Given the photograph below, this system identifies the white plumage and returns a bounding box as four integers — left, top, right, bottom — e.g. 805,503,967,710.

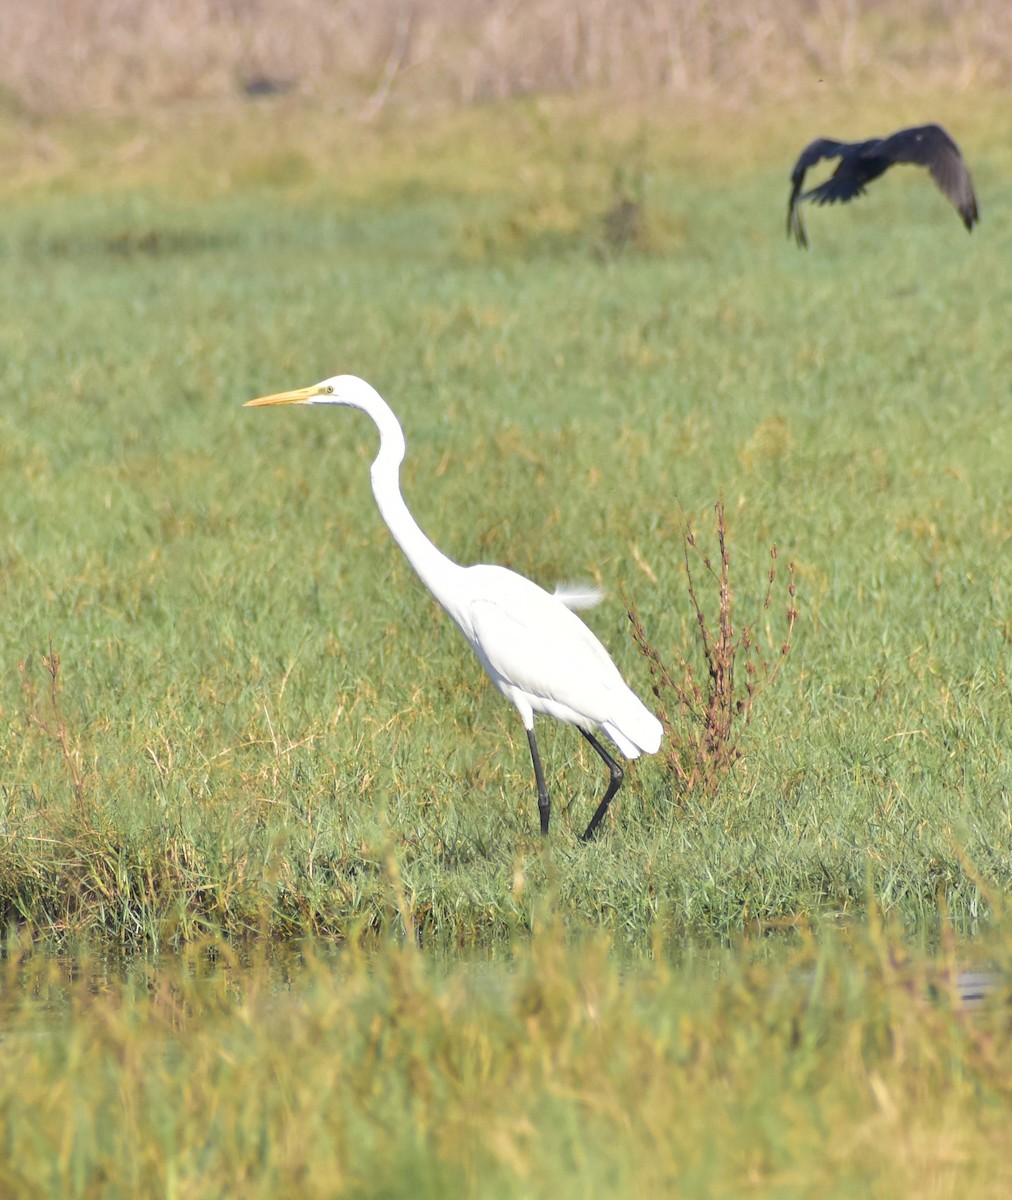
246,374,662,839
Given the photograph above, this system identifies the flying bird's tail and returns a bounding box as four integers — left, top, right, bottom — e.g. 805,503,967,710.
787,198,808,248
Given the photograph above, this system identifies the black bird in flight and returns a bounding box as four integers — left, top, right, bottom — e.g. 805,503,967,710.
787,123,979,248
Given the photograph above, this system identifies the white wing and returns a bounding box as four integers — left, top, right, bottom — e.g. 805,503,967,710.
458,567,661,756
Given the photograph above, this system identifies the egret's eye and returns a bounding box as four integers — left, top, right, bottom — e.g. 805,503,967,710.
323,385,334,394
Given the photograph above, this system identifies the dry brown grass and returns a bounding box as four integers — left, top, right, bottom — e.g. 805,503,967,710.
1,0,1010,117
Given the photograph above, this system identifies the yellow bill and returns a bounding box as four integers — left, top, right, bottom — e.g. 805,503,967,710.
244,384,325,408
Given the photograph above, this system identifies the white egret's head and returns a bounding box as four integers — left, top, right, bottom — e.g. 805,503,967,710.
244,374,375,409
244,373,405,465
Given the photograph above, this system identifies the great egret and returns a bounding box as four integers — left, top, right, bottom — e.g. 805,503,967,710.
787,123,979,248
245,375,663,840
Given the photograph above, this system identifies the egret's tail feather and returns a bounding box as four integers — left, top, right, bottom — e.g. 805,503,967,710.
602,699,663,759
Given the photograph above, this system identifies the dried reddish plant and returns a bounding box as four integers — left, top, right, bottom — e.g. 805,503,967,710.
629,500,797,799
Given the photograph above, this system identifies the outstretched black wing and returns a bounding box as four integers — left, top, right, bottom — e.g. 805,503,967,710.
786,138,852,248
875,124,979,231
788,123,979,248
801,140,887,207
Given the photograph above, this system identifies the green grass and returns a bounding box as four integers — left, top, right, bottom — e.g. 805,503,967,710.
0,95,1009,948
0,89,1010,1200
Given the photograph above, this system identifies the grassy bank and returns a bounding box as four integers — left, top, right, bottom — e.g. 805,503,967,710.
0,93,1009,947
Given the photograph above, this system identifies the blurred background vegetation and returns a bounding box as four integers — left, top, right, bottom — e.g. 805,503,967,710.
1,0,1010,117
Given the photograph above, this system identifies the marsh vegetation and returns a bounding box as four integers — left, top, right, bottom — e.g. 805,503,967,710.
0,7,1009,1192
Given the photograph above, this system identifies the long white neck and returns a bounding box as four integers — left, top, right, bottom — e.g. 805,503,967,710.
346,388,465,609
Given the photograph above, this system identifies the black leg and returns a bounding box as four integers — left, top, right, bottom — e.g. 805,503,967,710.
579,728,624,841
526,726,551,835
